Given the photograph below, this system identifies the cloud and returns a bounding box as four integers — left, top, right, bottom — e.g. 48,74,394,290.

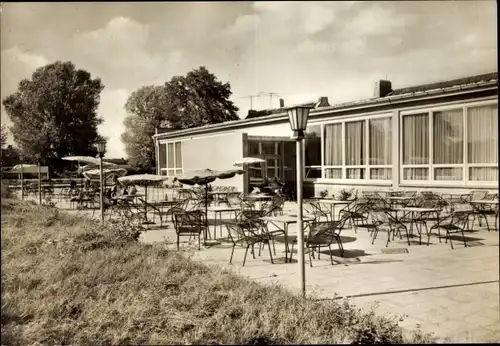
72,16,183,89
97,88,130,158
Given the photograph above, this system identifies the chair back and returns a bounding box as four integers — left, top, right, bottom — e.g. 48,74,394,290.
226,221,253,245
471,190,487,201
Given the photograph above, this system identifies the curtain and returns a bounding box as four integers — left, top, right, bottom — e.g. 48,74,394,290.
468,104,498,181
369,118,392,165
345,121,365,165
403,114,429,180
167,143,174,174
433,109,463,181
324,124,342,166
159,144,167,169
175,142,183,175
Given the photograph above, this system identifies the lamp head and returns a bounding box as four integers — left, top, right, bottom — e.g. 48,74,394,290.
96,139,106,158
286,105,313,139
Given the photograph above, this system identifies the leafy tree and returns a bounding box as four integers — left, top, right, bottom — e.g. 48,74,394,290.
1,125,7,150
121,85,168,169
122,66,239,169
2,61,105,169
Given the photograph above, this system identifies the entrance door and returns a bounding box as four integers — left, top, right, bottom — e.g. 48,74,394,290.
265,155,281,179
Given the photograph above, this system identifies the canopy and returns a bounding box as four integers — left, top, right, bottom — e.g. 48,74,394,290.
175,168,245,186
62,156,104,165
118,174,169,186
174,168,245,233
233,157,265,167
82,168,128,180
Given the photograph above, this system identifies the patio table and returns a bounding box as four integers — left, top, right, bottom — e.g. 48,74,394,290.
318,200,351,221
393,207,441,244
387,196,416,208
172,187,192,200
207,206,241,239
259,214,315,263
208,191,231,206
246,194,273,209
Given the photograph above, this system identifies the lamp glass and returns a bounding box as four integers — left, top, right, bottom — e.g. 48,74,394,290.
96,140,106,154
287,106,311,131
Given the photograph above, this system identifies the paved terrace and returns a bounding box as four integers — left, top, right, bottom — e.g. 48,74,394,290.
20,192,500,343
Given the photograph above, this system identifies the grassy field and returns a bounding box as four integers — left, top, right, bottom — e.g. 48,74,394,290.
1,197,436,345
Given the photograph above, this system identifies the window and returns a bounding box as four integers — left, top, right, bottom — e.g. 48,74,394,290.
345,120,365,179
468,104,498,182
369,118,392,180
324,123,342,179
433,109,463,181
401,101,498,185
159,141,182,176
305,125,321,179
402,113,429,180
322,116,392,181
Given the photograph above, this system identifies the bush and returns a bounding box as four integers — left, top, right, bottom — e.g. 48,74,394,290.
1,199,436,345
1,182,13,198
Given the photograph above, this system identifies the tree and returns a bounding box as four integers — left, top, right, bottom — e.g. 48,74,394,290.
2,61,105,169
1,125,7,150
122,66,239,169
121,85,168,169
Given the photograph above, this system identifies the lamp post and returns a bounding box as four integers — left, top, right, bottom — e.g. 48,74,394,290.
286,105,313,297
19,154,24,201
96,139,106,223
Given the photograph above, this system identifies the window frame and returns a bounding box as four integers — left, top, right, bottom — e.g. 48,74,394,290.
159,140,183,177
399,100,498,187
318,113,393,184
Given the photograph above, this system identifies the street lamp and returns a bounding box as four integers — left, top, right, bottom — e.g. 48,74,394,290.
286,105,313,297
19,154,24,201
96,139,106,223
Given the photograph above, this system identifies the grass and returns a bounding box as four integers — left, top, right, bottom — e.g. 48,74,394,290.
1,198,437,345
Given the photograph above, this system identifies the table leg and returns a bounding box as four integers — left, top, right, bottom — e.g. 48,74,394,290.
284,223,289,263
213,211,217,240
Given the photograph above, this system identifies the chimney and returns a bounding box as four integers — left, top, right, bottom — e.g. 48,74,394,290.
279,98,285,108
316,96,330,108
374,80,392,98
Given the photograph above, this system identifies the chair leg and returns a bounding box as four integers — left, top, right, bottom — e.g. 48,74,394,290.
308,246,313,267
251,244,256,259
371,229,378,245
328,245,334,265
229,245,235,264
242,246,249,267
177,234,180,251
289,240,295,262
198,233,201,250
448,231,454,249
267,241,274,264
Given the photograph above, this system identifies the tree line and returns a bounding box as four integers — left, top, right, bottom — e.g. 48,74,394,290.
1,61,239,173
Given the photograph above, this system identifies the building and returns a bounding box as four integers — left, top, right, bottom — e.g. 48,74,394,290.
153,72,498,197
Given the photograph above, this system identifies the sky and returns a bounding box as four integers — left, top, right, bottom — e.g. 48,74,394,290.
1,1,497,158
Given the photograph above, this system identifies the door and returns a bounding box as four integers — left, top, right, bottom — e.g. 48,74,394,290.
265,155,281,179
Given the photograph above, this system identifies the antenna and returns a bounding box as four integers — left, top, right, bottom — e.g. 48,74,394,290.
259,91,281,108
242,94,260,110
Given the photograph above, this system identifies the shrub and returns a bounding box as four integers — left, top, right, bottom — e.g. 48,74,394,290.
1,182,13,198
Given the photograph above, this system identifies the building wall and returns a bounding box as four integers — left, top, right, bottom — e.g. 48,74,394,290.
161,132,245,191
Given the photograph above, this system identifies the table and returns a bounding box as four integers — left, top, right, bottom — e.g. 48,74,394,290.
259,214,315,263
393,207,441,244
387,196,416,208
318,200,351,220
246,194,273,209
115,194,152,224
207,206,241,239
208,191,231,206
172,188,192,200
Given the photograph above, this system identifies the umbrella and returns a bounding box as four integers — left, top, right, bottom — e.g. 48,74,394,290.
118,174,169,224
62,156,117,187
174,168,245,236
233,157,265,167
82,167,128,181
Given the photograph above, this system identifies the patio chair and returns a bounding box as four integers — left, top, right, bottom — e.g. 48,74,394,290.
469,200,497,232
385,211,412,246
365,211,396,247
293,213,350,266
225,221,274,266
309,201,332,222
173,210,206,250
226,192,242,207
342,198,371,233
429,210,473,249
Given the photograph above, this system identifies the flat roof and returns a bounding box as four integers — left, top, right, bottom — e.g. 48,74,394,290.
154,72,498,140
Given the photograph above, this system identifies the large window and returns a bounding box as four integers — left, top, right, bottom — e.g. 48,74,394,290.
305,125,321,179
468,104,498,181
322,115,392,181
401,101,498,185
159,141,182,176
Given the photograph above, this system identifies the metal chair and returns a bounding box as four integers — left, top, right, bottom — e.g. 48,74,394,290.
225,221,274,266
429,210,473,249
